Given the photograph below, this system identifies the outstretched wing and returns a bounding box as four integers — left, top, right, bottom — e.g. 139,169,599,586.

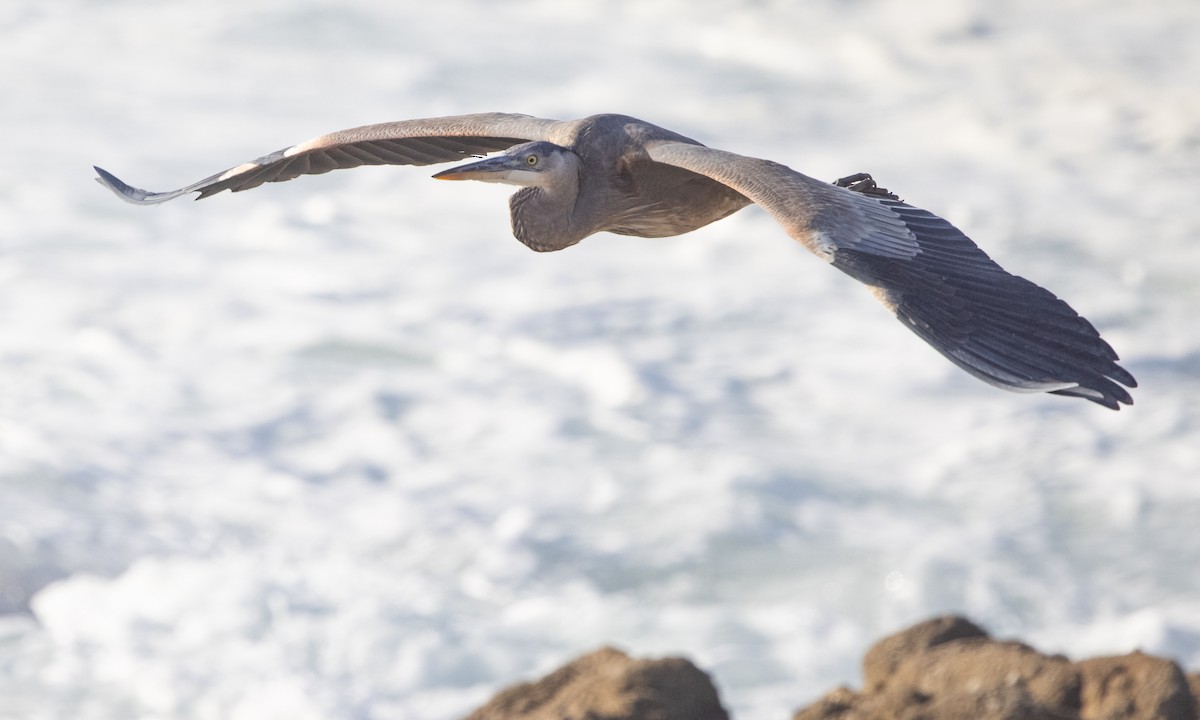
646,141,1136,409
94,113,561,205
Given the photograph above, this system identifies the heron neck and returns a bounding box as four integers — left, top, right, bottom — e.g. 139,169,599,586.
508,170,583,253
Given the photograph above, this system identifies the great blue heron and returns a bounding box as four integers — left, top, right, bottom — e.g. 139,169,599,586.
94,113,1136,409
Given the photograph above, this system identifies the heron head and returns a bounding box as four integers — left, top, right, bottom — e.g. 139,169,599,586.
432,141,571,188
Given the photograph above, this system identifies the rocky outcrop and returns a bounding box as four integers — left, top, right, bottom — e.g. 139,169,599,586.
796,615,1198,720
464,616,1199,720
464,645,729,720
1076,652,1197,720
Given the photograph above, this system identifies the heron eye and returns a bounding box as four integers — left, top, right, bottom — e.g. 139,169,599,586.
526,154,538,166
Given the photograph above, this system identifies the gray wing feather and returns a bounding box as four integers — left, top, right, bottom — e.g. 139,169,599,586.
94,113,560,205
646,142,921,260
646,141,1135,409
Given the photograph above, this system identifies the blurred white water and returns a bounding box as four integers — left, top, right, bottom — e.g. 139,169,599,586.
2,1,1199,718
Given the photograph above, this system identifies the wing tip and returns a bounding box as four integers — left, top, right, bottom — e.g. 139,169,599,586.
93,165,192,205
893,310,1138,410
1050,377,1135,410
94,165,131,197
973,355,1137,411
94,165,150,204
994,363,1136,411
976,366,1135,411
1053,356,1137,410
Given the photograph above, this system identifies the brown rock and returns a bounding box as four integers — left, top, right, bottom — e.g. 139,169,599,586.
463,646,729,720
890,638,1081,711
1077,651,1197,720
792,685,867,720
797,614,1080,720
861,615,988,694
911,687,1069,720
800,615,1200,720
793,684,1064,720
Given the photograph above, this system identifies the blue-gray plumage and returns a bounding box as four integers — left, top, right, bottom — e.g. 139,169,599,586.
93,113,1136,409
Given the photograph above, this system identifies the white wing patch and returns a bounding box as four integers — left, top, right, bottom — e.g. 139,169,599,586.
809,231,838,262
218,162,263,181
283,139,322,158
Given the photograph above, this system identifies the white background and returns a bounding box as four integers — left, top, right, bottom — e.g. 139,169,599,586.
2,1,1198,718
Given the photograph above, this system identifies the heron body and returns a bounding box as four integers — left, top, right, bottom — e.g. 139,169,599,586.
94,112,1137,409
434,116,752,251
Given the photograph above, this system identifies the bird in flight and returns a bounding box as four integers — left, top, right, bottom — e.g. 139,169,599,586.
94,113,1135,409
